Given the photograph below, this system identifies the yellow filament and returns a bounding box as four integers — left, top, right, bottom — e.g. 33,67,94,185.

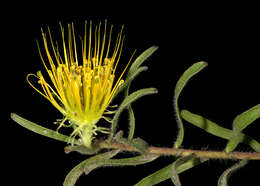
28,21,134,147
72,23,78,65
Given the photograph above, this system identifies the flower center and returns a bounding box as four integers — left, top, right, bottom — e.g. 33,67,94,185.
55,57,115,126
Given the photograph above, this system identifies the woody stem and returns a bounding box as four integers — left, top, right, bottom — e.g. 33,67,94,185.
98,140,260,160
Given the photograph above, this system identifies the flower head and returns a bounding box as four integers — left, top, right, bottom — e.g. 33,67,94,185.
27,21,133,147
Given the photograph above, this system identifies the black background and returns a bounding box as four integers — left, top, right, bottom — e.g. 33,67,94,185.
4,2,260,186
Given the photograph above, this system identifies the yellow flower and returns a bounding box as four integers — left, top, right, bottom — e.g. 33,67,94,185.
27,21,133,147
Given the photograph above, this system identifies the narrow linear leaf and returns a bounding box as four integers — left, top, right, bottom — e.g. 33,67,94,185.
118,67,148,140
171,154,196,186
124,67,140,140
225,132,243,153
122,46,158,140
242,134,260,152
135,163,172,186
128,46,158,76
64,145,100,155
174,62,208,148
114,130,124,139
233,104,260,131
127,105,135,140
114,66,148,98
84,154,159,174
109,88,158,140
135,157,208,186
181,110,260,152
131,138,149,154
121,88,158,112
225,104,260,152
218,159,248,186
117,46,157,140
181,110,231,139
63,150,120,186
114,134,149,154
11,113,80,145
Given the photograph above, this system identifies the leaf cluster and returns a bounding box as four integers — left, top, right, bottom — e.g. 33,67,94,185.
11,47,260,185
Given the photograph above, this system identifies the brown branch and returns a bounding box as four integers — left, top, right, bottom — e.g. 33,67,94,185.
98,140,260,160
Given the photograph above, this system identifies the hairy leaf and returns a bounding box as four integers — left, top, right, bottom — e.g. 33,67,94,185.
128,46,158,76
114,66,148,98
218,159,248,186
171,154,196,186
135,157,208,186
225,132,243,153
64,145,100,155
122,46,158,140
174,62,208,148
11,113,80,144
123,66,146,140
181,110,260,152
233,104,260,131
127,105,136,140
109,88,158,140
63,150,120,186
114,133,149,154
84,154,159,174
225,104,260,152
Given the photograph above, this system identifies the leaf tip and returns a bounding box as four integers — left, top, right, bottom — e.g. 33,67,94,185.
153,45,159,50
202,61,208,66
152,88,159,94
10,113,17,121
196,61,208,67
64,146,71,154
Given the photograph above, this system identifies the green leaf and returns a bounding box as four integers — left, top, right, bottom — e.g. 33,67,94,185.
225,104,260,152
218,159,248,186
171,154,196,186
123,46,158,139
181,110,231,139
181,110,260,152
135,164,172,186
109,88,158,140
124,74,137,140
63,150,120,186
114,133,149,154
64,145,100,155
127,105,136,140
11,113,80,145
135,157,208,186
114,66,148,98
118,46,157,140
128,46,158,76
233,104,260,131
225,132,243,153
121,67,148,140
174,62,208,148
84,154,159,174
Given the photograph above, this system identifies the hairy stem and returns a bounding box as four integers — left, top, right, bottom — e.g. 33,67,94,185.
97,140,260,160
